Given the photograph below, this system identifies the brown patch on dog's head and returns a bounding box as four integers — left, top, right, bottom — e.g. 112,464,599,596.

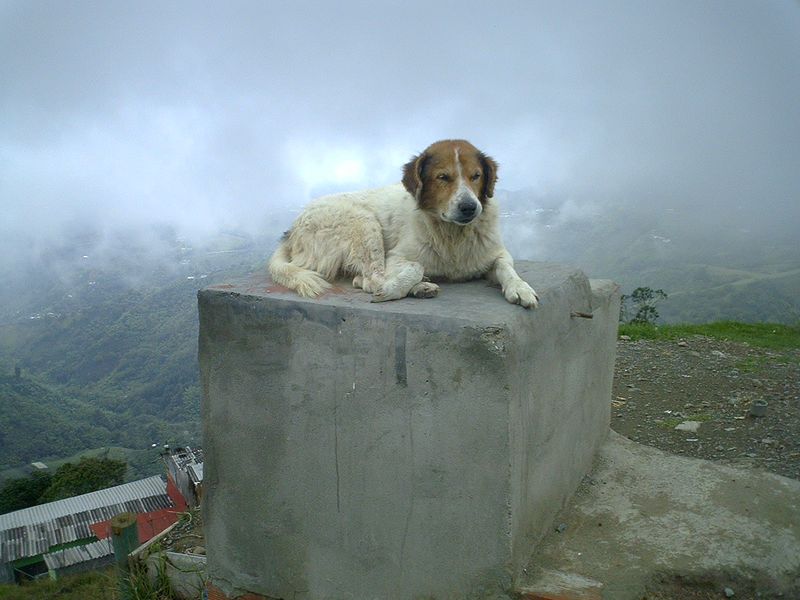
402,140,499,223
401,152,428,201
477,150,498,201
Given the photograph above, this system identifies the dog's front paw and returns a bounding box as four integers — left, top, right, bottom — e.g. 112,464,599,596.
409,281,440,299
504,280,539,308
372,282,403,303
354,273,385,294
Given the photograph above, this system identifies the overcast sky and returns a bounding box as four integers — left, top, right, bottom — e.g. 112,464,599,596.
1,1,799,246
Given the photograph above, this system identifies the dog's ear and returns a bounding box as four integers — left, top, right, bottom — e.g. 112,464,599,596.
402,152,428,200
479,152,498,201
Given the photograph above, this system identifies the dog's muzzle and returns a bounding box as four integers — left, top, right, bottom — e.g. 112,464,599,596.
456,199,478,222
449,192,482,224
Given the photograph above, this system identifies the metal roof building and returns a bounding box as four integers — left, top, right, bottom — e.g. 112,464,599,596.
163,446,204,508
43,538,114,573
0,475,172,571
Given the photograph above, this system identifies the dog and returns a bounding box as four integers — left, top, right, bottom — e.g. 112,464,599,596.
268,139,539,308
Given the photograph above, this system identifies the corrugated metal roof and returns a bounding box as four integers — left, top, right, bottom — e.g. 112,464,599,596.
42,538,113,570
0,475,172,563
188,462,203,483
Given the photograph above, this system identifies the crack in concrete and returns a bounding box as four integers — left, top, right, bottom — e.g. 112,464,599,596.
399,395,415,582
395,325,408,386
334,403,341,513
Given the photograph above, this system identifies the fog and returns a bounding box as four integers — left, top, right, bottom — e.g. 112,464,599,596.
2,1,799,265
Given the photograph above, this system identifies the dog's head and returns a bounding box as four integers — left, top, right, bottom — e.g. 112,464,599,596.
401,139,498,225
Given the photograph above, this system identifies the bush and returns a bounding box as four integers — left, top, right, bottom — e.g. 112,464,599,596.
0,472,52,514
620,287,668,325
0,457,127,513
39,457,127,503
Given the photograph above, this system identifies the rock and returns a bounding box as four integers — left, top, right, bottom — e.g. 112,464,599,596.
711,350,727,358
724,587,735,597
619,335,631,341
556,523,567,533
189,546,206,555
674,421,701,432
677,340,689,347
749,399,768,417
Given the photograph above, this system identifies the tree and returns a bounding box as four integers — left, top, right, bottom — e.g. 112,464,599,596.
39,457,127,503
620,287,668,325
0,471,53,514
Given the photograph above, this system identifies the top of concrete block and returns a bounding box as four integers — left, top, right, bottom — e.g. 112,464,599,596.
199,261,605,329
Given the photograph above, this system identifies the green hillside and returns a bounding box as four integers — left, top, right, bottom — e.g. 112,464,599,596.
6,276,201,419
0,207,797,479
509,197,800,324
0,275,204,470
0,374,113,469
0,228,264,476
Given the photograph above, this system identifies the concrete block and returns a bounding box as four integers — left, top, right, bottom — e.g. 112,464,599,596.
198,261,620,599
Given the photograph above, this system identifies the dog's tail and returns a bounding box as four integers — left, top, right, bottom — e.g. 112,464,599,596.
268,238,332,298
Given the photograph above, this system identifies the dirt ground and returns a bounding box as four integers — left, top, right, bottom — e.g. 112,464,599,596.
612,335,800,482
641,572,796,600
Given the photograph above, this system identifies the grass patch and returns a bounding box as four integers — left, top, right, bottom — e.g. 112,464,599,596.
127,552,181,600
735,356,773,373
0,560,188,600
618,322,664,341
0,569,115,600
619,321,800,351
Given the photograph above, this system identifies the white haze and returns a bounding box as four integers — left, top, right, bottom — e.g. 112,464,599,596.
1,1,799,267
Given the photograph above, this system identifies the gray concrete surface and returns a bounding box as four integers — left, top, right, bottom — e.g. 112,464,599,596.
198,261,620,599
518,431,800,599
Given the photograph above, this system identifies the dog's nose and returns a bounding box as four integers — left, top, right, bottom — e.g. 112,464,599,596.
458,200,477,218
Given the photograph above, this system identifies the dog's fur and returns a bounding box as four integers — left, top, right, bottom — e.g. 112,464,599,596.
268,139,539,308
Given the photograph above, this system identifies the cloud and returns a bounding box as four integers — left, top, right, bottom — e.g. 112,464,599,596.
1,0,799,252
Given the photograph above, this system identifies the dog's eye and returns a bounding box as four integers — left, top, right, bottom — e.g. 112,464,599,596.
436,173,451,182
471,172,481,181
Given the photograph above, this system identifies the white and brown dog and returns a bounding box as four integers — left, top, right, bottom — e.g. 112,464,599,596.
269,139,539,308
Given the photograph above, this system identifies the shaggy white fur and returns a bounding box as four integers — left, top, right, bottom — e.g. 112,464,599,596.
269,141,538,308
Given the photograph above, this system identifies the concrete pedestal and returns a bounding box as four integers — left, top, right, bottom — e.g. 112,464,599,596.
198,261,620,599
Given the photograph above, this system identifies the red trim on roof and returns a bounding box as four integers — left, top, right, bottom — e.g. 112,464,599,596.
166,474,189,512
90,508,179,543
